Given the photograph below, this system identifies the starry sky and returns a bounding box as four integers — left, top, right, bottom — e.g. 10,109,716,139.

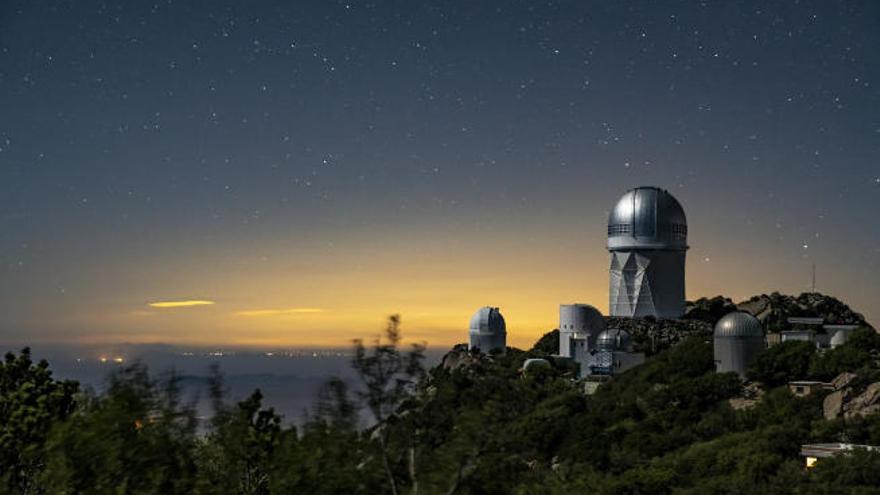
1,1,878,348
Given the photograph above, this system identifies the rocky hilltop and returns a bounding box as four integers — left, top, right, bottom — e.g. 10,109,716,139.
605,316,712,355
735,292,872,332
683,292,872,330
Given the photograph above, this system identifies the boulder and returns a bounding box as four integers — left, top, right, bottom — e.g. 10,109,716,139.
729,397,758,411
440,345,484,371
843,382,880,418
849,404,880,417
824,389,847,420
831,372,857,391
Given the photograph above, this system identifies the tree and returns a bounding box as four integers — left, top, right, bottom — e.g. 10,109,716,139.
40,364,199,494
809,327,880,379
311,377,359,432
0,348,78,494
531,329,559,355
747,341,815,386
269,378,379,495
351,315,426,495
196,366,283,495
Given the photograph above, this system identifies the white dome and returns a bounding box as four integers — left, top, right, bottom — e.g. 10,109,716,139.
469,307,506,336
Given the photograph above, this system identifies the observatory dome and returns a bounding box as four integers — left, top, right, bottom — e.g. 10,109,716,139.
714,312,764,338
469,307,506,336
713,311,764,378
522,358,551,373
597,328,632,352
607,186,688,251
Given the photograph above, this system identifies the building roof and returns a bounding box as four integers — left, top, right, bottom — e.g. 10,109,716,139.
824,324,860,330
801,443,880,458
787,317,825,325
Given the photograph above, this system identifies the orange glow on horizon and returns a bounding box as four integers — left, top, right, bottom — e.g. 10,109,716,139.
235,308,327,317
16,219,874,350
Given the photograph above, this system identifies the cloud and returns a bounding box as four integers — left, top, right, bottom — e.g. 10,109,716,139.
149,300,215,308
235,308,326,317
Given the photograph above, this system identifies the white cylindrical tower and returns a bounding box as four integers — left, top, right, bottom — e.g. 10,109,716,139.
559,304,606,357
607,186,688,319
468,306,507,354
714,311,765,378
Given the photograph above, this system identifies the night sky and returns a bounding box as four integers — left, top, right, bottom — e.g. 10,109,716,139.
1,1,878,348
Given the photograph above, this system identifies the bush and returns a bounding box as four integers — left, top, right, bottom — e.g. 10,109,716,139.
747,341,816,386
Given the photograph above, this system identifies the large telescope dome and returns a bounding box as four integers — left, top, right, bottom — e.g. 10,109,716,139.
608,186,688,251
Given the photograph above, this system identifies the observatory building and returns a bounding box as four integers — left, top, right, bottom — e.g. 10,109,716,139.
584,328,645,376
558,304,606,358
713,311,765,378
468,306,507,354
557,304,645,377
608,187,688,319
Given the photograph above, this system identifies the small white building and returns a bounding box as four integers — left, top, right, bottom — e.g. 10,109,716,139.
825,325,859,348
801,443,880,469
781,330,815,343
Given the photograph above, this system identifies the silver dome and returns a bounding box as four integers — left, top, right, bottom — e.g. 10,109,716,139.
597,328,632,351
607,187,688,251
714,311,764,338
469,307,506,336
522,358,551,372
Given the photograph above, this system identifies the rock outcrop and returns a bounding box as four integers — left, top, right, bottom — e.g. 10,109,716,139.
831,372,857,391
845,383,880,418
439,344,486,372
684,296,738,325
736,292,871,332
822,373,880,420
605,317,712,355
824,389,847,420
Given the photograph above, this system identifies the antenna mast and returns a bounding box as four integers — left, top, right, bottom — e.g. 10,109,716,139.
811,263,816,293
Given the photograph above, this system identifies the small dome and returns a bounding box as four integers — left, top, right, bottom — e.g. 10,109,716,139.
714,311,764,338
607,187,687,251
597,328,631,351
559,304,606,336
469,307,506,336
829,328,855,348
522,358,551,372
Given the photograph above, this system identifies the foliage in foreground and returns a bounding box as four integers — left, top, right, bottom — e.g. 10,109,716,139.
2,319,880,494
